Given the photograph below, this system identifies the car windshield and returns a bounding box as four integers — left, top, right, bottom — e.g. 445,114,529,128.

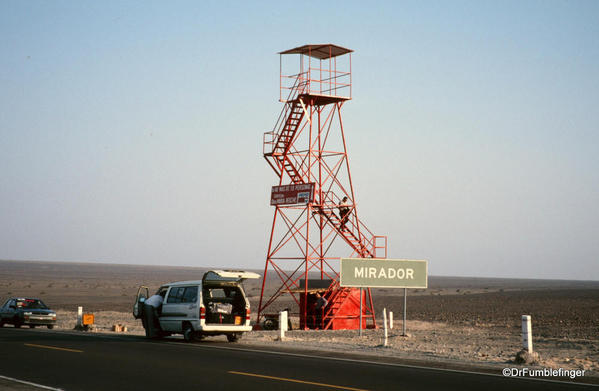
16,299,48,309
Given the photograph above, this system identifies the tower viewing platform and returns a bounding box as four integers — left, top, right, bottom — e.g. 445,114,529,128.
279,44,352,106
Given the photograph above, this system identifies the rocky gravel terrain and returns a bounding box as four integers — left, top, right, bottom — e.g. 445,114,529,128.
375,288,599,340
1,260,598,379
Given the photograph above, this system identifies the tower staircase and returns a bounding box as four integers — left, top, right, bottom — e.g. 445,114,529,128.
264,87,381,260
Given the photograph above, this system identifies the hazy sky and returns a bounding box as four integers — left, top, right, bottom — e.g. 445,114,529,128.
1,1,598,280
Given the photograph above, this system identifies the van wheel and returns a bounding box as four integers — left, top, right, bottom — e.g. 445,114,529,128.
227,333,241,342
47,325,54,329
183,324,195,342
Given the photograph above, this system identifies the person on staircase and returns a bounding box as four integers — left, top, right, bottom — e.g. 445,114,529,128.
338,196,351,231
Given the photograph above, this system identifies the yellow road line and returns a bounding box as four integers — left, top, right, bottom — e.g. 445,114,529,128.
228,371,369,391
24,343,83,353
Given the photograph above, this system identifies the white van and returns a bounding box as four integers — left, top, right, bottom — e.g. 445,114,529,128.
133,270,259,342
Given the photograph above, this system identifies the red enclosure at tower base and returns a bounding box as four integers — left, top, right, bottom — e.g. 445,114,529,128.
300,287,369,330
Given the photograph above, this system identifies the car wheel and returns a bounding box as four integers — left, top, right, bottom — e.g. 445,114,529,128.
13,317,22,328
183,323,194,342
47,325,54,330
227,333,241,342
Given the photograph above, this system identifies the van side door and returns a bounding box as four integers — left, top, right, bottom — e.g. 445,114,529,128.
159,286,199,332
132,286,150,319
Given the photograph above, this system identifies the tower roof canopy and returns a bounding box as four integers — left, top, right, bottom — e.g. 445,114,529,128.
279,44,353,60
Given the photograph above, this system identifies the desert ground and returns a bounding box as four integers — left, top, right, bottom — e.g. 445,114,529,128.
1,260,598,378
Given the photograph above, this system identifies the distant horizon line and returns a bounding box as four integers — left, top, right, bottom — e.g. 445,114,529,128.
1,258,597,283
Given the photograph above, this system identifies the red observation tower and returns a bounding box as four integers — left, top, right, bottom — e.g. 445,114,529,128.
257,44,387,330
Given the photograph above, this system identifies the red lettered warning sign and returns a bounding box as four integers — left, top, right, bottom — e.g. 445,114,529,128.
271,183,315,206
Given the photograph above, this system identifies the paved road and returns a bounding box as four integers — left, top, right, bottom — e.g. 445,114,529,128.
0,328,595,391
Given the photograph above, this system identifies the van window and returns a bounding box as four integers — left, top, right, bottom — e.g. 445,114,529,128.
167,286,198,304
207,288,226,298
182,286,198,303
167,287,184,303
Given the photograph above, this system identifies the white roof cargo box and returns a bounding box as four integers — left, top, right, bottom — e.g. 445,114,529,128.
202,270,260,283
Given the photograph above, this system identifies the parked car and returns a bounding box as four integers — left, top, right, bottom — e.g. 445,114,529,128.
0,298,57,329
133,270,259,342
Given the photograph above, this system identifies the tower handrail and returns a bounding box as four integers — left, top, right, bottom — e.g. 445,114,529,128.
280,71,309,103
306,67,351,97
317,190,385,258
264,73,308,156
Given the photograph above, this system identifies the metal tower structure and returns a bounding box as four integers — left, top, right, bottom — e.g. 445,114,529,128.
257,44,387,330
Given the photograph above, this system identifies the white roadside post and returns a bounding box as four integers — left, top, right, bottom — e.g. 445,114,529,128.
383,308,388,347
77,306,83,328
279,310,288,341
522,315,533,352
359,287,363,337
402,287,407,336
389,311,393,329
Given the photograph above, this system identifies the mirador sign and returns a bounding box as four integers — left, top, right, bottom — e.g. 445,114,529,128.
340,258,428,289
